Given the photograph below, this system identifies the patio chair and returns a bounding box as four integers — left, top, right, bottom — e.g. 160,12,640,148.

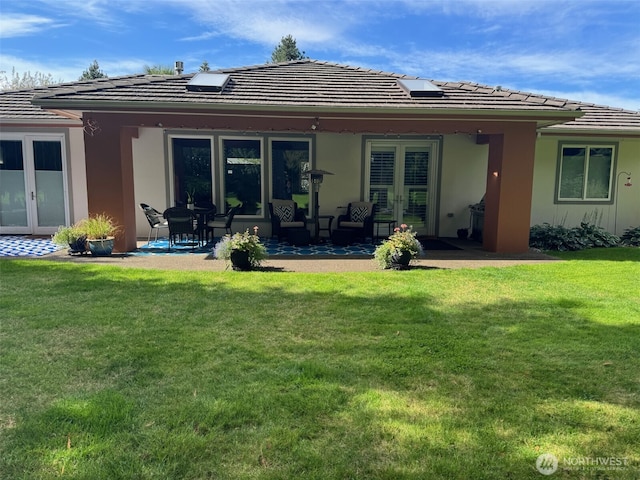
205,204,241,243
336,201,376,242
268,199,307,240
163,206,199,251
140,203,168,245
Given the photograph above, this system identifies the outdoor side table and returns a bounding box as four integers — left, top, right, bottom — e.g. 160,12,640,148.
374,219,396,239
317,215,335,240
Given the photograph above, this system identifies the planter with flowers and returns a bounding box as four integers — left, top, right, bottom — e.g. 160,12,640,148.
373,224,424,270
213,226,268,271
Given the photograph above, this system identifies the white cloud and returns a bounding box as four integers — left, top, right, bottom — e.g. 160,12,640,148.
0,14,58,38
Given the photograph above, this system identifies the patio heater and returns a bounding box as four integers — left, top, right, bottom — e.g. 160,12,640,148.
307,169,334,242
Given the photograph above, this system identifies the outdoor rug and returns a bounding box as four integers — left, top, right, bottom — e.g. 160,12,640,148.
0,235,63,257
135,237,376,257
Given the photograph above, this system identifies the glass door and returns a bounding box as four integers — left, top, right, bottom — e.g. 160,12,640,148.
366,139,438,235
0,136,68,234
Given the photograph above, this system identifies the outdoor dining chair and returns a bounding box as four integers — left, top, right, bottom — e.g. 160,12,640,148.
205,204,242,243
163,206,199,251
139,203,168,245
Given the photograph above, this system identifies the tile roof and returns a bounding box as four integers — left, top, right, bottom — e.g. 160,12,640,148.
3,60,639,133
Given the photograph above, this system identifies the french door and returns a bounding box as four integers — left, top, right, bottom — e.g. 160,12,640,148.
365,139,439,236
0,135,68,234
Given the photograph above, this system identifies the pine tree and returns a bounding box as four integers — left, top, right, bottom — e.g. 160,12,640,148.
270,35,308,63
79,60,107,80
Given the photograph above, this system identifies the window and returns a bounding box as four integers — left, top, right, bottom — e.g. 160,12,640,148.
557,144,615,202
270,140,311,215
222,138,263,215
172,137,212,206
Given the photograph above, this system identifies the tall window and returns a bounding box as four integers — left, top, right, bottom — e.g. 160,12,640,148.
172,138,212,206
271,140,310,215
557,144,615,202
223,138,262,215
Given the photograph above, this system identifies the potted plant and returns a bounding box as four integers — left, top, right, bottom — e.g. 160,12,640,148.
186,190,195,210
213,226,267,270
373,224,423,270
83,213,120,256
51,222,87,255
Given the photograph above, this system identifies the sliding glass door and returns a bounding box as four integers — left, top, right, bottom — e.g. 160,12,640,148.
0,135,68,234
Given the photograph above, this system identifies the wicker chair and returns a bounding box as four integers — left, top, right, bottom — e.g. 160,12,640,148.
336,201,376,242
268,199,307,240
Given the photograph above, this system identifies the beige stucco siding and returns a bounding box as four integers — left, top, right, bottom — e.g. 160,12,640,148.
438,135,488,237
531,135,640,235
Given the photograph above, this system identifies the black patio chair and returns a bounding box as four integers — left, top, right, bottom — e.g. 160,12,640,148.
139,203,168,245
268,199,307,240
336,201,376,242
205,204,241,243
163,207,199,251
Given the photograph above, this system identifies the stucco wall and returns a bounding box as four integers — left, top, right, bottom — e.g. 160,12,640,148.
67,127,89,223
133,128,168,238
531,135,640,235
438,135,488,237
315,133,364,219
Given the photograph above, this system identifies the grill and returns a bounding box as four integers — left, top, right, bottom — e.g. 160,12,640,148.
469,195,485,241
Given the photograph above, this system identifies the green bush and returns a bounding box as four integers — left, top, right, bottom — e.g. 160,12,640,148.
620,226,640,246
530,221,619,251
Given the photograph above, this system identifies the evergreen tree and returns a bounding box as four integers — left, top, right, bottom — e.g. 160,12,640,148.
199,61,211,72
79,60,107,80
270,35,308,63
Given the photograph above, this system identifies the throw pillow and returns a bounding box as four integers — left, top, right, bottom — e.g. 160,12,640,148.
351,205,369,222
274,204,294,222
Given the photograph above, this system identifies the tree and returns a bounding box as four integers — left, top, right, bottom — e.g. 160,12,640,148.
270,35,308,63
0,67,61,90
143,64,174,75
79,60,107,80
199,61,211,72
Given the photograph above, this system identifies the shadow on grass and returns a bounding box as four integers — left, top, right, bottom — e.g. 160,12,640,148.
1,259,639,479
548,246,640,262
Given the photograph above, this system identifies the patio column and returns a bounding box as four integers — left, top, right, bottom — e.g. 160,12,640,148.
83,114,138,252
483,124,537,253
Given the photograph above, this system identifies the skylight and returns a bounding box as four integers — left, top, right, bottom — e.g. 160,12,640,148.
397,79,443,97
186,73,230,92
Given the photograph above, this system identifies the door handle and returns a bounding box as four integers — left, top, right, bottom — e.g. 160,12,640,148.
31,191,35,200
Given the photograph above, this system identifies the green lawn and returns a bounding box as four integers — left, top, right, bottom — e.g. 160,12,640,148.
1,249,639,479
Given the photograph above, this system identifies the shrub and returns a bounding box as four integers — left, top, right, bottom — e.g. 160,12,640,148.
620,226,640,247
530,219,619,251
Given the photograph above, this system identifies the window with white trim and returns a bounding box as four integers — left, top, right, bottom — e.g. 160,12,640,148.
557,144,615,202
222,137,263,215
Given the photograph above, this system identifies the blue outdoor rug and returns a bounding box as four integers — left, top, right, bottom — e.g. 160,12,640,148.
135,237,376,257
0,235,63,257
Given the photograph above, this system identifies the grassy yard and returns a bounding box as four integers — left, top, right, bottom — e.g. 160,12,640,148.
1,249,639,479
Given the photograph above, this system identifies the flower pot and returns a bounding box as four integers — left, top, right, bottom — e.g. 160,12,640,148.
87,237,115,256
230,249,252,271
68,236,87,255
187,203,195,210
389,250,412,270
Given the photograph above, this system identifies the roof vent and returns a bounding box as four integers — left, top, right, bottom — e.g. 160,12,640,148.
186,73,230,92
174,61,184,75
397,78,443,97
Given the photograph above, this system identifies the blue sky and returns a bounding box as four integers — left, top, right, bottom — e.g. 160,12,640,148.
1,0,639,110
